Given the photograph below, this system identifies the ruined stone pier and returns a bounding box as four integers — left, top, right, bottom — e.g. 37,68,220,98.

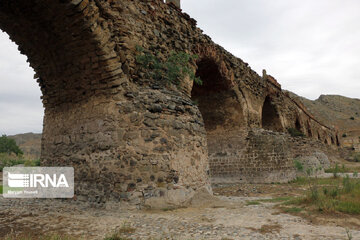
0,0,340,206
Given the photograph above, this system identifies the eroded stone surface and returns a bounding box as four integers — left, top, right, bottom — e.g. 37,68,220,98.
0,0,341,204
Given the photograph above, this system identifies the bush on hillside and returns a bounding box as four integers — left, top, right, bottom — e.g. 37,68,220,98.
0,135,23,156
287,128,305,137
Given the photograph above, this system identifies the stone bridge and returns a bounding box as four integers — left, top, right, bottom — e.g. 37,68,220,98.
0,0,340,205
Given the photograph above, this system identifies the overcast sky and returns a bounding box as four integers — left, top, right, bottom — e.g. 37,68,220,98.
1,0,360,135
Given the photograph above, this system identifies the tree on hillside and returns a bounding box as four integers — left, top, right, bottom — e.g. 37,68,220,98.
0,135,23,156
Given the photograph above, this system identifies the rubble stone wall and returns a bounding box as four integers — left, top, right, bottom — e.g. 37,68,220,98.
209,130,296,184
0,0,340,204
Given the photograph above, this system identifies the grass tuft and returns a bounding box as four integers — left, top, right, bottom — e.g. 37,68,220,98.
283,207,303,213
259,197,293,203
103,223,136,240
285,176,360,215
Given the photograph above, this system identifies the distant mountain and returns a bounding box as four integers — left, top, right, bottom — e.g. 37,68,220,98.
287,93,360,150
8,133,42,159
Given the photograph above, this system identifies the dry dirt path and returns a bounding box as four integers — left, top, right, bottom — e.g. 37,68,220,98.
0,195,359,240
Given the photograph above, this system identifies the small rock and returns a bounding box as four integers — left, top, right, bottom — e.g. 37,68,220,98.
149,104,163,113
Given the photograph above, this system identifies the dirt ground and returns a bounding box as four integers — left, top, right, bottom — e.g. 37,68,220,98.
1,182,360,240
1,162,360,239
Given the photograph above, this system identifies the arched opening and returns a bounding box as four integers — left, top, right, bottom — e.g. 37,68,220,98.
331,136,335,145
261,96,283,132
307,128,313,137
191,58,245,132
336,135,340,146
318,132,321,141
307,122,312,137
324,138,328,145
191,57,246,180
295,118,302,132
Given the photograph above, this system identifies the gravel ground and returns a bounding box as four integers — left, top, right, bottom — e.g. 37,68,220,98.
0,195,359,240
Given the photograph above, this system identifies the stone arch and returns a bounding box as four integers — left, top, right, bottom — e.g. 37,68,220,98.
331,136,335,145
0,2,122,107
306,121,313,137
0,1,126,198
261,95,283,132
191,57,245,132
295,118,302,132
191,57,247,182
336,135,340,146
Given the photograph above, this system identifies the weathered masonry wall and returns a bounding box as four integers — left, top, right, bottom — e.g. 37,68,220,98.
0,0,340,205
209,130,296,184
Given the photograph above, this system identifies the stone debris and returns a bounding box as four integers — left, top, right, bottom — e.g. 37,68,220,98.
0,196,359,240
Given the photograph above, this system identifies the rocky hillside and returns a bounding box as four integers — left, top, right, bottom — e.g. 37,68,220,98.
287,93,360,150
8,133,42,159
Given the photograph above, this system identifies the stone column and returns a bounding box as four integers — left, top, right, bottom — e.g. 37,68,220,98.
166,0,181,8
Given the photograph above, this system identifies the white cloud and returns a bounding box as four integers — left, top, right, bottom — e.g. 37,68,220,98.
182,0,360,100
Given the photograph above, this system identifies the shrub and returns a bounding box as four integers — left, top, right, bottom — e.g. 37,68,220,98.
336,201,360,214
0,153,25,171
294,160,304,172
306,168,314,176
342,133,347,138
346,228,353,240
286,175,360,215
330,188,339,198
0,135,23,156
24,159,41,167
350,117,355,120
136,46,202,86
333,171,338,179
287,128,305,137
354,154,360,163
309,185,319,201
343,175,355,193
323,188,328,196
104,222,136,240
353,172,358,178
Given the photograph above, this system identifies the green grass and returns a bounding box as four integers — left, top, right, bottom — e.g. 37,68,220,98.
291,176,351,186
287,128,305,137
0,153,40,171
354,153,360,163
24,159,41,167
103,223,136,240
294,159,304,172
246,197,294,207
283,207,303,213
259,197,293,203
336,201,360,214
325,164,349,174
246,201,261,206
285,176,360,215
0,185,2,194
290,176,310,185
0,153,26,171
